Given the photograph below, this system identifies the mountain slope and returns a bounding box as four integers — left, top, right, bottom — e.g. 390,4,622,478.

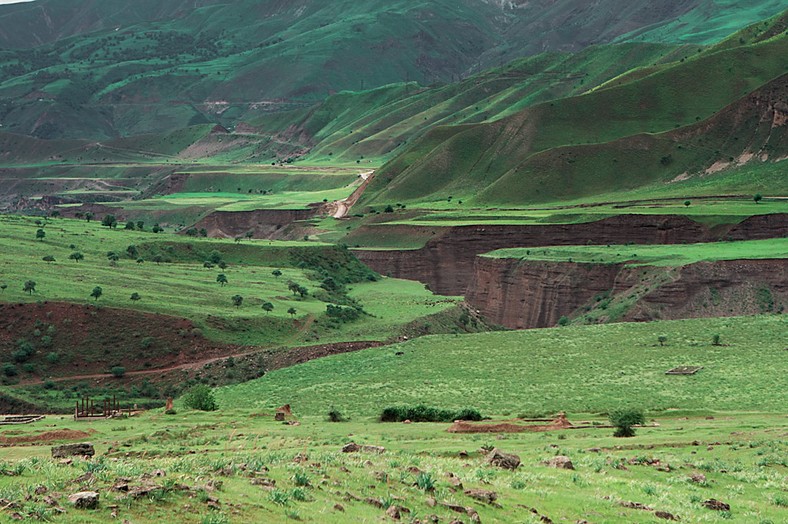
1,0,786,139
360,20,788,206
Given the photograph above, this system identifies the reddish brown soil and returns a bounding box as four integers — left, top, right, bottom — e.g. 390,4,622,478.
191,207,320,239
0,302,245,379
448,415,574,434
0,428,93,445
355,213,787,296
467,258,787,329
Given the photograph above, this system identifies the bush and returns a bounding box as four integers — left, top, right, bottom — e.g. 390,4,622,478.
182,385,218,411
327,407,348,422
2,363,18,377
380,405,482,423
609,408,646,438
110,366,126,378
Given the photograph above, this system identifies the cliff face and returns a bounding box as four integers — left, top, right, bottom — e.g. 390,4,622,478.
192,208,319,239
355,213,787,295
466,258,787,329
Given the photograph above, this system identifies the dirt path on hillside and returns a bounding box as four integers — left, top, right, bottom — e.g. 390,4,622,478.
330,170,374,218
17,340,383,386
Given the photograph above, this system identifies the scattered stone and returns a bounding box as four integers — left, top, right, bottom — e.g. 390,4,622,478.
458,450,469,458
362,445,385,454
293,453,308,463
52,443,95,459
366,497,384,509
426,497,436,507
689,473,707,484
655,510,680,520
407,466,422,474
403,420,412,424
464,489,497,504
73,471,95,485
112,481,130,492
334,503,345,512
485,449,520,470
588,448,601,453
441,502,466,514
68,491,99,510
43,496,58,507
544,456,574,470
386,505,401,520
128,485,162,499
274,412,285,421
620,501,652,511
374,471,389,482
447,474,463,490
339,466,351,473
703,499,730,511
58,459,73,466
34,486,47,495
341,442,360,453
467,507,481,523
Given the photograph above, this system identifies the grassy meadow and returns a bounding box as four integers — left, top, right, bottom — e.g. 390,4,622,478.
485,238,788,266
218,315,787,417
0,215,458,347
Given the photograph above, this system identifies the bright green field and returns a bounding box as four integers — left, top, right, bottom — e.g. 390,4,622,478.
485,238,788,266
0,215,458,346
218,315,787,416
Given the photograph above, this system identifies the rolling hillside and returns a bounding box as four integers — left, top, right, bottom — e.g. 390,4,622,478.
361,14,788,207
1,0,786,139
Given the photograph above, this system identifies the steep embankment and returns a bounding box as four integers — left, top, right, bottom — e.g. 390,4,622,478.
190,207,321,239
354,213,788,295
466,258,786,329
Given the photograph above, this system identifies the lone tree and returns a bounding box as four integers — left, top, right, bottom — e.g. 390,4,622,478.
23,280,36,295
657,335,667,346
85,212,94,222
36,229,46,241
272,269,282,278
91,286,103,301
753,193,763,204
0,283,7,293
217,274,228,286
69,252,84,262
684,200,691,207
232,295,243,308
261,301,274,314
287,307,297,318
130,292,141,302
101,214,118,228
609,408,646,437
182,384,217,411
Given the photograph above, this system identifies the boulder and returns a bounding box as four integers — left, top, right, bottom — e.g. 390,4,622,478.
544,456,574,470
703,499,730,511
485,448,520,470
464,489,497,504
52,443,95,459
386,505,401,520
341,442,360,453
655,511,680,520
68,491,99,510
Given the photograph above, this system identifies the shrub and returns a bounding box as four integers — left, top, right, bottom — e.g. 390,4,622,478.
182,385,218,411
2,363,17,377
558,316,570,326
609,408,646,437
110,366,126,378
327,407,348,422
380,405,482,423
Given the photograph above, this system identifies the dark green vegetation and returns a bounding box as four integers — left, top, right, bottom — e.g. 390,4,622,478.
1,0,785,139
379,405,483,423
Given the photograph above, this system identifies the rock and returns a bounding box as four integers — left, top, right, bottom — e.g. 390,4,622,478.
447,475,463,490
128,485,162,499
655,510,679,520
588,448,601,453
703,499,730,511
341,442,361,453
689,473,707,484
442,502,467,514
467,508,481,522
485,448,520,470
464,489,497,504
362,445,386,454
366,497,384,509
34,486,47,495
386,505,401,520
274,412,285,421
544,456,574,470
620,501,652,510
68,491,99,510
52,443,95,459
333,503,345,512
426,497,437,508
458,450,469,458
374,471,389,482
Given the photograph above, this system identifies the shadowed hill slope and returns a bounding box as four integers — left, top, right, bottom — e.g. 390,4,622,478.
1,0,786,139
360,19,788,206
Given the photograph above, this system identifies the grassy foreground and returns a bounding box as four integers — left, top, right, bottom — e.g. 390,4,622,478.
218,316,787,416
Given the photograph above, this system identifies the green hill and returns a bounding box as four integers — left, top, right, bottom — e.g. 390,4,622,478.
360,15,788,207
1,0,786,139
